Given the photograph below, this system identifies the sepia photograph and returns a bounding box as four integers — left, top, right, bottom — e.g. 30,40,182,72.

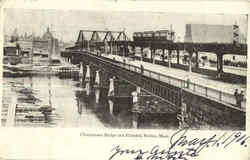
1,8,247,130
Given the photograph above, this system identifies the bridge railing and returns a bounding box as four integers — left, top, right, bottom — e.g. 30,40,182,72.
143,67,245,108
84,51,245,109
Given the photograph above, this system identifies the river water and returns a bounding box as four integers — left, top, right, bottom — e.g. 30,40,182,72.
2,75,178,129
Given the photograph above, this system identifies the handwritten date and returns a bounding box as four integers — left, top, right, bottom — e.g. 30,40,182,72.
109,128,249,160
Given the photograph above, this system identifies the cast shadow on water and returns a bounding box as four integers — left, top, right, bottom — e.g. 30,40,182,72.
3,76,178,129
75,89,133,129
74,87,179,129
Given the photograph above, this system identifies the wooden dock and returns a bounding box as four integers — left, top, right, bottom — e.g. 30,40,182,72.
6,102,17,127
2,89,17,127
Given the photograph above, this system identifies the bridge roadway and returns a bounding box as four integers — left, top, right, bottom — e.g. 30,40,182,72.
134,54,247,77
82,51,246,111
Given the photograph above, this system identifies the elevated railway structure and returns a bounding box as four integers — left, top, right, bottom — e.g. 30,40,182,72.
62,50,245,129
74,30,130,55
60,27,246,129
63,27,247,79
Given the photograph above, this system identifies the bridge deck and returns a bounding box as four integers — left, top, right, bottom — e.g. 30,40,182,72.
134,54,247,77
98,53,246,111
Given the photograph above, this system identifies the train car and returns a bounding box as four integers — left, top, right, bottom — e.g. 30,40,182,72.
133,32,144,41
154,30,175,42
142,31,154,41
133,30,175,42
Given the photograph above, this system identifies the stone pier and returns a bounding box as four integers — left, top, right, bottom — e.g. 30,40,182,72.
79,62,84,86
94,70,101,103
84,65,91,96
131,87,141,128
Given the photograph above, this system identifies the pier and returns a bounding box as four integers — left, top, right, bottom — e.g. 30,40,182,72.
2,84,17,127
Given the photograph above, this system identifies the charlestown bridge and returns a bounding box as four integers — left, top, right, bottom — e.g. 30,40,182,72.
61,28,247,130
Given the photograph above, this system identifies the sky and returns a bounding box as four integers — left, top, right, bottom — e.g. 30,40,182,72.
3,8,248,43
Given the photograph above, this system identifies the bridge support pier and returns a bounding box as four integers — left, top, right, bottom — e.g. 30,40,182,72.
94,70,100,87
73,52,246,130
216,53,224,78
185,50,193,89
132,112,139,129
108,77,115,114
114,44,117,55
68,57,72,64
162,49,165,62
85,65,90,82
110,42,113,55
150,49,153,63
95,89,100,104
136,86,141,94
94,70,101,103
131,86,141,129
177,49,180,65
179,89,245,130
178,94,188,129
79,62,84,87
99,70,110,89
152,49,156,64
87,40,90,51
85,65,91,96
141,47,144,61
108,100,114,115
132,45,135,56
85,82,91,96
195,51,199,69
168,49,172,68
188,51,193,73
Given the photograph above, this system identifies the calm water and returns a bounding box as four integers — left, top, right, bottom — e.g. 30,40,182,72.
2,75,178,129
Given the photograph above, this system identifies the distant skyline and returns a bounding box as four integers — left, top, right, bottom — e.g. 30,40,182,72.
4,8,248,43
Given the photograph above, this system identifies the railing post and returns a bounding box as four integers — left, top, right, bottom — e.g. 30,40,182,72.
219,91,222,101
89,54,233,106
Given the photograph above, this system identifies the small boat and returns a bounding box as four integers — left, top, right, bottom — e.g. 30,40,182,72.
38,105,55,113
3,69,28,77
17,88,34,94
25,112,45,120
17,94,41,104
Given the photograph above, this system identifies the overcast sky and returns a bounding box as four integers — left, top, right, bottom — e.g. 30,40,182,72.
4,8,248,42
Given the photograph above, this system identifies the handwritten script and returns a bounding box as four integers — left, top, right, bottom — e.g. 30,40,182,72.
109,128,249,160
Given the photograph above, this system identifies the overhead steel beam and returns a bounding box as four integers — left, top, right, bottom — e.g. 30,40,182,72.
116,32,129,41
80,30,124,33
90,31,102,42
103,31,115,42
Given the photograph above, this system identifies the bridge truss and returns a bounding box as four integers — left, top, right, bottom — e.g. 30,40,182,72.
67,29,247,78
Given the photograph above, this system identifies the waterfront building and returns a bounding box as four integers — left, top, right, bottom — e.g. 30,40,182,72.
4,27,60,65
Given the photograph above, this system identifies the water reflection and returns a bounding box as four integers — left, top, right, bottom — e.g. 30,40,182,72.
2,75,178,129
95,88,100,104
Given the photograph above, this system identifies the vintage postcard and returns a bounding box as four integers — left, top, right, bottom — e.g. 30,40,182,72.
0,0,249,160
